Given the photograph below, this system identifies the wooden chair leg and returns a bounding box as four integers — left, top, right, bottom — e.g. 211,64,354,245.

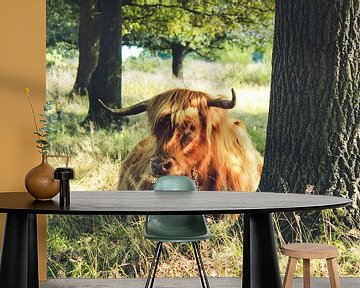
303,259,311,288
283,257,297,288
327,258,341,288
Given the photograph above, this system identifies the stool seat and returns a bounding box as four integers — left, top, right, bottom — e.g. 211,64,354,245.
282,243,341,288
282,243,338,259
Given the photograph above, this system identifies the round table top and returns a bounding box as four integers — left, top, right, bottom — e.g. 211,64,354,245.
0,191,351,215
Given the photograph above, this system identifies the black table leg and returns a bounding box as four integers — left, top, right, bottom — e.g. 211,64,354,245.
28,214,39,288
0,213,39,288
242,213,282,288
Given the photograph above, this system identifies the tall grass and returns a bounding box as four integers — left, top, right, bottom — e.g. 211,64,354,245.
47,214,246,278
46,49,360,278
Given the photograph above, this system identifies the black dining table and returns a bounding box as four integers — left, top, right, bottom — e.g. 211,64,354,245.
0,191,351,288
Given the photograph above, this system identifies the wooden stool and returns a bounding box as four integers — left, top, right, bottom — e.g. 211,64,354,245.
282,243,341,288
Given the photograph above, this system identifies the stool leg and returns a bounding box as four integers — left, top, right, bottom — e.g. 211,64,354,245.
303,259,311,288
283,257,297,288
327,258,341,288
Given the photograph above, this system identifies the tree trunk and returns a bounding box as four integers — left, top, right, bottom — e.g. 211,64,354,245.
84,0,123,128
260,0,360,230
72,0,100,96
171,43,188,79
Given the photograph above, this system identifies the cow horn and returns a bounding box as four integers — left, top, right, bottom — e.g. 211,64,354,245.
98,99,149,116
208,88,236,109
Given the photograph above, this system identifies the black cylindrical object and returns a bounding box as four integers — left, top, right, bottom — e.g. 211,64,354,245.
54,167,75,206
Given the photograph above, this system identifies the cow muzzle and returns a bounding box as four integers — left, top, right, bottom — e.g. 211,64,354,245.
150,153,174,176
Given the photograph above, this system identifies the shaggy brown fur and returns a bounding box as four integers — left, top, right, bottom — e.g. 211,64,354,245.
118,88,263,191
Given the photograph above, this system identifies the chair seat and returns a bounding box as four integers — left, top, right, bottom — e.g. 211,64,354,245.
144,214,212,242
282,243,338,259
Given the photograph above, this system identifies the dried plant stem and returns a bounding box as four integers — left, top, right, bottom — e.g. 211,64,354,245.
25,90,43,153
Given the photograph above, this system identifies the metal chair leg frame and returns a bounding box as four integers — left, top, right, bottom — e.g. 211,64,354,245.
193,242,206,288
192,242,211,288
145,242,163,288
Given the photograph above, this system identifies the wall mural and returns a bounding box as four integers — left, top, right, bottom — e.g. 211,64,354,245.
46,0,272,279
45,0,359,281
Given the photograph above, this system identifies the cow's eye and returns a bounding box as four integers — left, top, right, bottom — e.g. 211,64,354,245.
181,125,195,147
181,133,191,146
154,115,172,137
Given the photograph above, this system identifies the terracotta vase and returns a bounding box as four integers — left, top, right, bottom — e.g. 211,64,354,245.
25,154,60,201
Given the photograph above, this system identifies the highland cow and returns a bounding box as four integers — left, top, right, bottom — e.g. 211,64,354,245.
100,88,262,191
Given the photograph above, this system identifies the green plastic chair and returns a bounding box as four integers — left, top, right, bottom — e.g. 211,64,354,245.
144,176,212,288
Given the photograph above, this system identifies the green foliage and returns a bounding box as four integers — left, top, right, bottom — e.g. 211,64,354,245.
24,89,58,155
212,44,273,86
213,42,272,64
218,62,271,86
123,0,274,58
123,51,168,73
243,115,268,155
36,100,58,155
46,0,79,48
46,42,78,68
215,44,254,65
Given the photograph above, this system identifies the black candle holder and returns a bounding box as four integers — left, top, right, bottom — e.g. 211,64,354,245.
54,167,75,206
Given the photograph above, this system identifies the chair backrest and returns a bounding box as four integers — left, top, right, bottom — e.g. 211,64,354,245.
145,176,210,242
154,175,196,191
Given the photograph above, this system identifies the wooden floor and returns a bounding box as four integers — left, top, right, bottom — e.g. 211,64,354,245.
40,277,360,288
